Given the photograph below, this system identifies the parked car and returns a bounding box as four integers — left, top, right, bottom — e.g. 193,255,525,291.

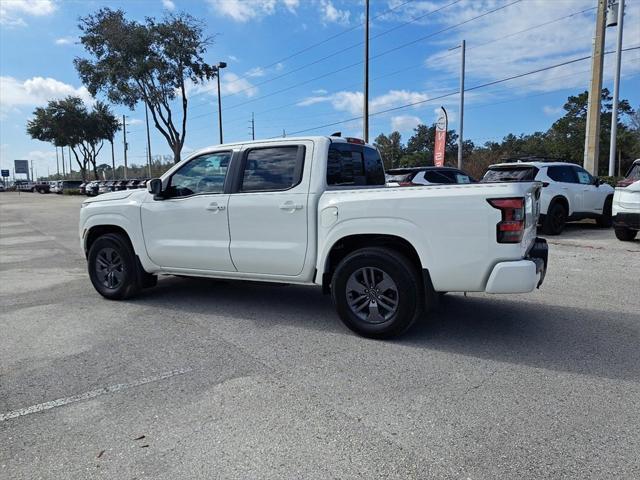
612,159,640,241
0,184,5,192
137,179,149,189
386,167,474,186
481,160,614,235
34,181,51,194
99,181,116,194
85,181,100,196
79,182,87,195
112,180,128,191
14,180,35,192
80,135,548,339
59,180,83,193
125,179,141,189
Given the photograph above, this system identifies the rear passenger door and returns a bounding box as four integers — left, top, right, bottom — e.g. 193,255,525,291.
227,142,311,276
546,165,581,213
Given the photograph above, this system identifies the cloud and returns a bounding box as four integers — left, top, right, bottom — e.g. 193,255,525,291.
543,105,563,116
0,0,57,26
320,0,350,25
128,118,144,125
228,55,239,62
206,0,299,22
391,115,422,132
245,67,265,78
423,0,640,96
162,0,175,10
54,36,74,45
0,76,93,118
297,89,429,116
185,73,258,98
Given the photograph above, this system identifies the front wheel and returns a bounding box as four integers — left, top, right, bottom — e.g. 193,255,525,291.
614,227,637,241
88,233,141,300
596,196,613,228
331,247,424,339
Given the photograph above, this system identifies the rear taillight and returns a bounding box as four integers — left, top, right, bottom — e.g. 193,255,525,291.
488,197,525,243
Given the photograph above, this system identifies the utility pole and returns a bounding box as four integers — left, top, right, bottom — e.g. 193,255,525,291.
68,146,72,175
249,112,255,140
363,0,370,143
458,39,466,170
55,147,60,178
30,160,34,182
145,104,152,178
584,0,607,175
61,146,66,178
608,0,625,176
110,140,116,180
282,129,286,138
122,115,129,180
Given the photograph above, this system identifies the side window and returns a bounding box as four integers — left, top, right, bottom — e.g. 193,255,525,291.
327,145,385,186
547,166,576,183
240,146,303,192
573,166,593,185
168,152,230,197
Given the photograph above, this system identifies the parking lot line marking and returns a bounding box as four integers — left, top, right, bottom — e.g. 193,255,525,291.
0,367,193,422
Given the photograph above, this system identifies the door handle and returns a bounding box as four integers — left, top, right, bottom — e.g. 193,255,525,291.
206,202,226,212
279,201,303,211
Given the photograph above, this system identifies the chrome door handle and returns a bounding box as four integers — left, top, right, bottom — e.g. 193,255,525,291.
279,201,303,211
206,202,225,212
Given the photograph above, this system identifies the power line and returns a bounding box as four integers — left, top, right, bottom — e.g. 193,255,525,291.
281,46,640,136
218,0,523,114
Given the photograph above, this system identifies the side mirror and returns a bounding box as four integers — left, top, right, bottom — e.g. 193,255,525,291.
593,177,601,187
148,178,164,199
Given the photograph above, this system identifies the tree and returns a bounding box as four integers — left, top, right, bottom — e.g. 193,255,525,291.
26,96,120,180
75,9,216,163
546,89,635,174
374,131,404,169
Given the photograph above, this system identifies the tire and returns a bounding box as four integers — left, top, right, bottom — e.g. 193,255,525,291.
331,247,424,339
542,202,567,235
614,227,637,241
596,196,613,228
87,233,141,300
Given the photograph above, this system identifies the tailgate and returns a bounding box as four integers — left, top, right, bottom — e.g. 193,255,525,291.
523,182,542,248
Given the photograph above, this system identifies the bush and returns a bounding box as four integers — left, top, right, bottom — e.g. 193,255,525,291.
598,176,623,187
63,189,82,195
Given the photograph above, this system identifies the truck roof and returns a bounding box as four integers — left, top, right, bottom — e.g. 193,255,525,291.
196,135,375,151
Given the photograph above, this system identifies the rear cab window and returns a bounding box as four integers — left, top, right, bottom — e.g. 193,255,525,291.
327,143,385,187
482,166,539,182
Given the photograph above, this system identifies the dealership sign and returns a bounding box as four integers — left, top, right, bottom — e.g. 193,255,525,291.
1,169,9,177
14,160,29,175
433,107,447,167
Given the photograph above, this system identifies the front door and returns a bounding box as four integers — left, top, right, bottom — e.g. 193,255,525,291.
228,143,310,276
141,151,236,271
573,166,603,213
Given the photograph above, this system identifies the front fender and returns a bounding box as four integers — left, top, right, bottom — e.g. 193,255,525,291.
80,208,160,273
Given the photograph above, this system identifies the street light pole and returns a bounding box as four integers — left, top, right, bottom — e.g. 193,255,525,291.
145,103,152,178
608,0,625,176
458,39,466,170
122,115,128,180
363,0,370,143
215,62,227,144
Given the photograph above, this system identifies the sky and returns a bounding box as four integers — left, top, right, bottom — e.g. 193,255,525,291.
1,0,639,178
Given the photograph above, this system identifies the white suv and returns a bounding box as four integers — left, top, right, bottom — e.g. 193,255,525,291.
483,161,614,235
613,159,640,241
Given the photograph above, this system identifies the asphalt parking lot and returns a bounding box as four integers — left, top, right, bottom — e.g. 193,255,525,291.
1,192,639,479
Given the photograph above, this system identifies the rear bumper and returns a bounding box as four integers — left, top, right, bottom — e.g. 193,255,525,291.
613,213,640,230
485,237,548,294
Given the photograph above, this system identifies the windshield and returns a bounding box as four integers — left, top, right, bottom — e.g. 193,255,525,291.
626,162,640,181
482,166,538,182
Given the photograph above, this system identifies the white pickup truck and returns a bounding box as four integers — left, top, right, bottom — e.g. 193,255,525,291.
79,135,548,338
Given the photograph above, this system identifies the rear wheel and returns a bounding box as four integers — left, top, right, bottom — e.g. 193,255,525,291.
542,202,567,235
331,247,424,339
596,196,613,228
614,227,637,241
88,233,141,300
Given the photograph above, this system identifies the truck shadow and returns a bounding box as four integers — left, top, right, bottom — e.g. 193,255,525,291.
139,276,640,383
409,294,640,382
